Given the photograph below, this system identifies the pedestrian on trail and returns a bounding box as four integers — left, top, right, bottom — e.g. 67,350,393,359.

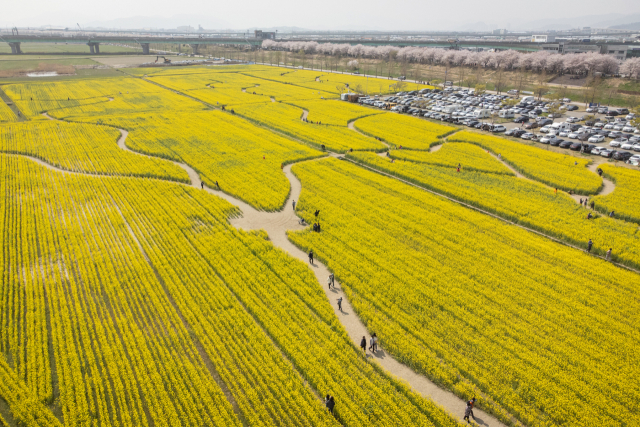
201,182,204,189
587,239,593,253
360,336,366,353
606,248,612,260
292,200,296,210
463,398,477,423
609,211,615,218
591,201,595,210
308,250,314,264
337,297,343,312
373,333,378,352
579,198,583,205
369,336,374,352
327,276,333,289
330,273,335,288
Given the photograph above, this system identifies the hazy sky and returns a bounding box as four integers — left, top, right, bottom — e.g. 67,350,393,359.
3,0,640,31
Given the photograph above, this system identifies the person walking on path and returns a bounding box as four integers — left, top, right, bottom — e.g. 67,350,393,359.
308,250,314,264
369,336,375,352
463,398,477,423
201,182,204,189
373,333,378,352
330,273,335,288
606,248,612,261
360,336,367,353
327,276,333,290
587,239,593,253
337,297,343,312
292,200,296,210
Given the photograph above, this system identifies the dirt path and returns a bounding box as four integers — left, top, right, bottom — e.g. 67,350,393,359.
31,114,509,427
300,109,309,121
430,143,443,153
270,96,276,103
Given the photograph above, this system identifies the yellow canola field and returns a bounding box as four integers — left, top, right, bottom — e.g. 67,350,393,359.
390,142,514,175
234,101,386,153
449,131,602,194
4,77,203,119
244,67,431,95
87,110,322,210
289,157,640,427
0,154,460,427
0,100,17,122
349,151,640,268
354,113,457,150
0,120,188,181
593,164,640,224
290,99,382,126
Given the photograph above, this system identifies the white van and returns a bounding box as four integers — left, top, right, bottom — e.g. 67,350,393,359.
551,122,571,132
499,110,514,118
521,96,535,104
473,109,491,119
442,105,462,114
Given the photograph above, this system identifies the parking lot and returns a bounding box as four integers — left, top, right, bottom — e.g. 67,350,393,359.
357,87,640,166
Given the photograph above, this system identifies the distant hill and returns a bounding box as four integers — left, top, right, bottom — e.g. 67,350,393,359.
609,21,640,30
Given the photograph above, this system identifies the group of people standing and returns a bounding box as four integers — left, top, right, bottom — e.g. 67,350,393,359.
359,334,378,354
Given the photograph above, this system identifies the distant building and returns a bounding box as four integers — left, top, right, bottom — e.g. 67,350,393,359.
177,26,195,33
532,35,555,43
254,30,276,40
492,29,507,35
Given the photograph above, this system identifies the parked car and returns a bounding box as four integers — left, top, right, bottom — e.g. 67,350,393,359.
566,105,579,111
539,135,560,144
600,149,614,158
524,122,539,129
578,133,593,141
613,151,633,161
559,140,573,149
588,135,605,143
492,125,507,133
514,116,530,123
521,133,535,140
566,117,580,123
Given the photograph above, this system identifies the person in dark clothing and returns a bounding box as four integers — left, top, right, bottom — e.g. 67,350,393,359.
316,223,321,232
308,250,314,264
330,273,335,288
314,209,320,218
216,181,219,188
327,396,335,414
313,223,318,232
579,198,583,205
591,201,595,210
587,212,593,220
587,239,593,253
201,182,204,189
360,336,366,353
337,297,343,311
609,211,615,218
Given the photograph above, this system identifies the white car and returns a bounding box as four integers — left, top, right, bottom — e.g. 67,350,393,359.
591,147,603,155
634,144,640,152
600,149,613,158
586,107,596,112
521,133,534,140
568,132,580,139
613,125,624,131
559,131,570,137
594,122,605,128
626,113,637,120
539,125,552,133
604,124,615,130
566,117,579,123
540,135,560,144
588,135,605,143
623,126,637,133
622,143,634,150
610,140,622,147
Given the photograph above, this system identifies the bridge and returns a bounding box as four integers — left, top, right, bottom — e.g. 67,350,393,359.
0,35,263,54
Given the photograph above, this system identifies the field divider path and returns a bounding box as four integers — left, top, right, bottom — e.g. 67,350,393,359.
32,113,508,426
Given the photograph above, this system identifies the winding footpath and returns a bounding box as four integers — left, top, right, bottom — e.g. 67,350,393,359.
32,114,508,426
